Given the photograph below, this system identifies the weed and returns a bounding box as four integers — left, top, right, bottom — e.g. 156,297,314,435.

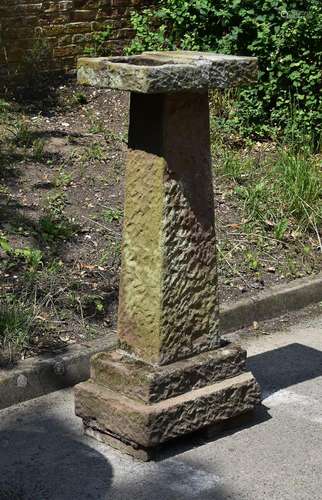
73,91,88,105
274,219,289,241
99,239,122,266
84,27,112,57
39,216,78,242
17,36,53,92
32,138,45,161
0,99,11,114
0,184,11,198
101,207,123,223
283,256,299,278
86,113,124,142
95,300,104,313
66,290,79,309
39,192,78,242
240,183,269,221
83,143,105,161
104,129,122,144
15,248,43,271
245,251,260,272
53,169,73,188
81,294,106,317
47,259,65,274
0,236,11,254
216,148,253,184
39,218,62,241
44,192,67,217
0,295,36,364
11,118,33,147
0,236,43,272
25,37,51,71
89,120,105,135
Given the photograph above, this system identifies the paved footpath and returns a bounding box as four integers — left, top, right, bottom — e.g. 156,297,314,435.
0,313,321,500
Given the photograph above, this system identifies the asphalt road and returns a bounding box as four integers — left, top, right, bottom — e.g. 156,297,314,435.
0,312,321,500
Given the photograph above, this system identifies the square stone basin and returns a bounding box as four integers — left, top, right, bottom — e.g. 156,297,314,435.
77,51,257,93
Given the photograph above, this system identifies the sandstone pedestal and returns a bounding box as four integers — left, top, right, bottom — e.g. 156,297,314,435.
75,51,261,460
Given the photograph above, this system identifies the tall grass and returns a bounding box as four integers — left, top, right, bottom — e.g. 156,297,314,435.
274,151,321,227
214,143,321,241
0,296,36,364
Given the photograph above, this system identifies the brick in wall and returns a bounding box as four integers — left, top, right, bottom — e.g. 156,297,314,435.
0,0,154,87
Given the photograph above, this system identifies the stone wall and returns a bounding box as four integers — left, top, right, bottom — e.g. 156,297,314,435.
0,0,152,85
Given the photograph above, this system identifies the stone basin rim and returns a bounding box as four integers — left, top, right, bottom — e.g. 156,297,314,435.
77,52,257,70
77,56,199,71
143,50,257,62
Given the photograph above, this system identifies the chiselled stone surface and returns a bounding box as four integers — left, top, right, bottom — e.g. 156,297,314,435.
118,92,219,365
75,372,261,448
117,149,165,363
160,92,219,363
77,51,257,93
91,343,247,403
145,50,258,89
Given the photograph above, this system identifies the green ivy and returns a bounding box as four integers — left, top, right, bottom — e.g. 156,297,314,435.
84,27,112,57
127,0,322,143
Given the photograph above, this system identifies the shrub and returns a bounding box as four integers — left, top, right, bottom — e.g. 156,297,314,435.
127,0,322,143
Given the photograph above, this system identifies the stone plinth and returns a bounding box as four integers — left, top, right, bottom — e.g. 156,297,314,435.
120,90,219,365
75,51,261,460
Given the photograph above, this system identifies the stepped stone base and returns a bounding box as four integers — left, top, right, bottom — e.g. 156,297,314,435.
83,410,257,462
75,344,261,459
90,343,247,403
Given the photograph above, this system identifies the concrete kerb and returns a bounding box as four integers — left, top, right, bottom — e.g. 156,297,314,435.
0,274,321,410
0,336,115,411
220,274,322,333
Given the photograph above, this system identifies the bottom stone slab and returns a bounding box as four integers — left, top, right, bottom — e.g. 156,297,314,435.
84,425,154,461
84,410,255,462
84,410,257,461
75,371,261,453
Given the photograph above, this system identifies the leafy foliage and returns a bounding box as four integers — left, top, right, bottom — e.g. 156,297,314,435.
0,236,43,272
127,0,322,142
101,208,123,223
84,27,112,57
39,193,79,242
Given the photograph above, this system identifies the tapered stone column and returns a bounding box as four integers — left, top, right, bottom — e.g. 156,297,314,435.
75,52,261,460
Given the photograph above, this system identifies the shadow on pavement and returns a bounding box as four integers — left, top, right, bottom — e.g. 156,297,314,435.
248,342,322,395
0,404,239,500
110,457,231,500
0,415,113,500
